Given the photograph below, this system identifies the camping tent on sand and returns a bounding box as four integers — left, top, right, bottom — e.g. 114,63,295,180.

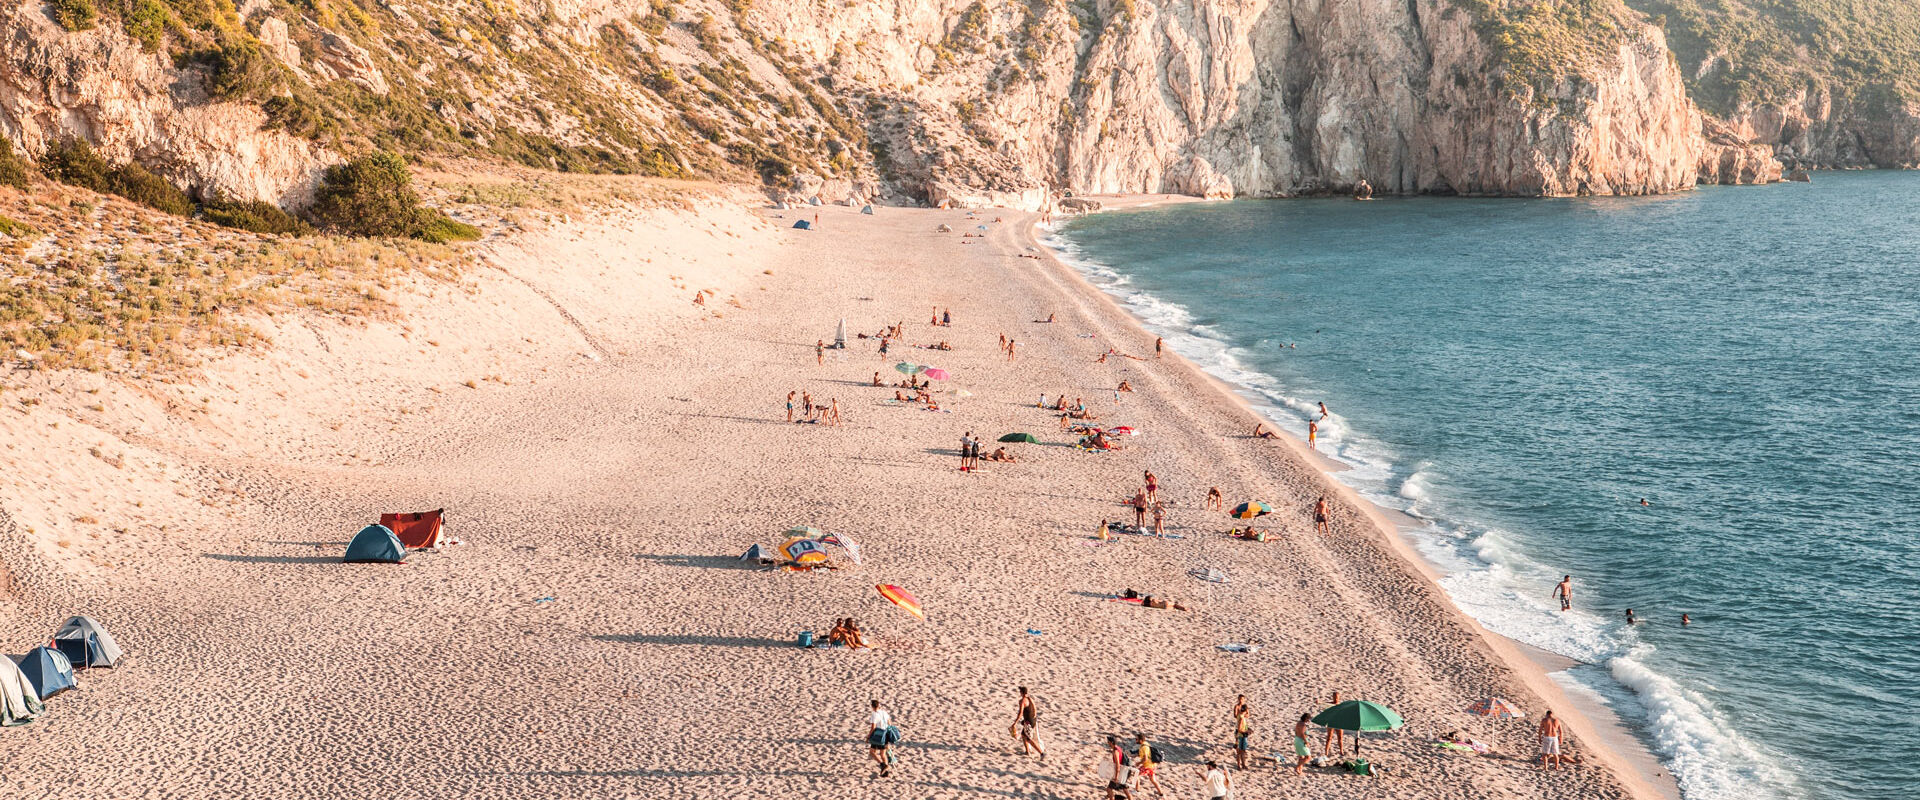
52,615,123,668
792,219,812,230
0,657,42,726
344,524,406,563
18,646,75,699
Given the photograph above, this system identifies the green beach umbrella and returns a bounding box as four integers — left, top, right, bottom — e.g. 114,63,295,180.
894,362,922,375
1230,501,1272,519
1312,700,1405,755
998,433,1039,443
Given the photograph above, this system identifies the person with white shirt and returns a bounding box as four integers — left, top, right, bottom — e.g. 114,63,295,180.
1200,760,1232,799
867,700,895,777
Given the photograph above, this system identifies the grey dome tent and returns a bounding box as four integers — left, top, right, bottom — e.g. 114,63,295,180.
860,205,874,215
740,544,771,563
52,615,123,668
792,219,812,230
0,656,42,726
18,646,75,698
807,196,822,206
344,524,406,563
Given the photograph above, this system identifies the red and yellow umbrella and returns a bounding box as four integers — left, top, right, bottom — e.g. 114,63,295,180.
1466,696,1523,718
876,584,924,620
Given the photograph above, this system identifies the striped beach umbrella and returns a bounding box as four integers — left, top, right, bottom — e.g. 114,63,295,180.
894,362,920,375
1466,696,1524,719
1230,501,1272,519
876,584,924,620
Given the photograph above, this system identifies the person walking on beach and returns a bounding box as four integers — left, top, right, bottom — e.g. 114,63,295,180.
879,337,891,359
1554,575,1574,611
828,398,841,427
1200,760,1232,800
1232,696,1253,770
1007,339,1017,361
1537,709,1563,769
867,699,894,777
1155,337,1163,359
786,391,796,423
1314,496,1332,535
1105,734,1134,800
817,339,825,365
1293,713,1313,775
1206,486,1223,511
1013,687,1045,759
1134,732,1165,798
1323,690,1345,755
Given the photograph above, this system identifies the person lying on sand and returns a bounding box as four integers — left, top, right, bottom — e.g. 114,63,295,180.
1254,423,1278,439
1119,588,1189,611
1117,380,1133,392
895,391,910,402
986,447,1017,463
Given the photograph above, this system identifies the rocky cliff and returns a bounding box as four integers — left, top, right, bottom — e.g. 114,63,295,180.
0,0,1787,209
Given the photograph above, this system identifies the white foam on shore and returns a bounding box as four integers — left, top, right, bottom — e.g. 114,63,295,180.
1040,224,1803,800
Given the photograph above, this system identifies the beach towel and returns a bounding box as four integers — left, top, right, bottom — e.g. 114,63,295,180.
1217,643,1261,653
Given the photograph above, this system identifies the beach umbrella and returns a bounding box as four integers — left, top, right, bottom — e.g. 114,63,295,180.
1230,501,1272,519
1466,696,1524,719
876,584,925,620
1312,700,1405,755
948,389,974,398
922,367,950,381
834,318,847,348
785,525,823,538
780,536,830,564
1108,426,1136,436
998,433,1039,443
817,532,864,565
893,362,921,375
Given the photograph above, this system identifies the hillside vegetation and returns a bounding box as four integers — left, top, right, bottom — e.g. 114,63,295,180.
1624,0,1920,114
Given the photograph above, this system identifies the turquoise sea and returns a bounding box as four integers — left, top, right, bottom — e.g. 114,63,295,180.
1049,172,1920,800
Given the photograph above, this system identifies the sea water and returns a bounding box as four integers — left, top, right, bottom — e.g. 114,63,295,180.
1049,172,1920,800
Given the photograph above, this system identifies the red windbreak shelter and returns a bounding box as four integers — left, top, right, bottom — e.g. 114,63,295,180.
380,509,445,549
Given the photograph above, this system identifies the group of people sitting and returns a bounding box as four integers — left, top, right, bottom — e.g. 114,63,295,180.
826,618,870,648
1078,429,1120,450
893,389,941,410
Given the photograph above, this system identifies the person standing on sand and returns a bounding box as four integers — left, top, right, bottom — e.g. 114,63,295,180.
1314,496,1332,535
1152,501,1166,536
1007,339,1017,361
1294,713,1313,774
1538,709,1563,770
1554,576,1574,611
802,391,814,421
1206,486,1223,511
1014,687,1046,759
1200,760,1232,800
867,699,894,777
829,398,841,427
786,391,796,423
879,337,891,359
1323,690,1345,755
1143,470,1159,504
1155,337,1163,359
960,432,973,472
1001,333,1008,352
1307,420,1318,449
943,309,952,326
1134,732,1165,798
1232,697,1253,770
817,339,825,365
1131,489,1149,530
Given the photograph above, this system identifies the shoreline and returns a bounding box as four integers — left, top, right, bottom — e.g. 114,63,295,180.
1029,196,1681,800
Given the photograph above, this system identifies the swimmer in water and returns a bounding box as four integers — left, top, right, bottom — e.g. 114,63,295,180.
1681,613,1692,626
1625,608,1637,625
1640,498,1651,506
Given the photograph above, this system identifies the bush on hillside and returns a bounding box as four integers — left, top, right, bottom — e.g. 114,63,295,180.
50,0,96,31
202,196,313,236
183,36,283,102
40,138,194,216
0,138,31,192
307,151,479,241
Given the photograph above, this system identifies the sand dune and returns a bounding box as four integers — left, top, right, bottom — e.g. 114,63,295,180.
1,191,1657,800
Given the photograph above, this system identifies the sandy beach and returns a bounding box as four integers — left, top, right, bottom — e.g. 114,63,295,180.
2,184,1665,800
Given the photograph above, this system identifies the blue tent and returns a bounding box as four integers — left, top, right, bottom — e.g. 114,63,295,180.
861,205,874,215
792,219,812,230
344,524,406,563
807,196,822,206
17,647,74,699
52,616,122,668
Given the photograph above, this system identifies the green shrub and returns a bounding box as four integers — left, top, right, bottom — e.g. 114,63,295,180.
0,215,37,238
202,196,314,236
121,0,169,52
263,95,333,139
40,138,194,216
0,138,30,192
185,36,283,102
50,0,97,31
307,151,478,241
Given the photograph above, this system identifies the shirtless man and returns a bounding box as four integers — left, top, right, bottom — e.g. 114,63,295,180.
1307,420,1318,448
1538,709,1564,769
1131,489,1149,530
1155,337,1163,359
1206,486,1223,511
1254,423,1277,439
1314,496,1332,535
1554,575,1574,611
1231,697,1253,770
